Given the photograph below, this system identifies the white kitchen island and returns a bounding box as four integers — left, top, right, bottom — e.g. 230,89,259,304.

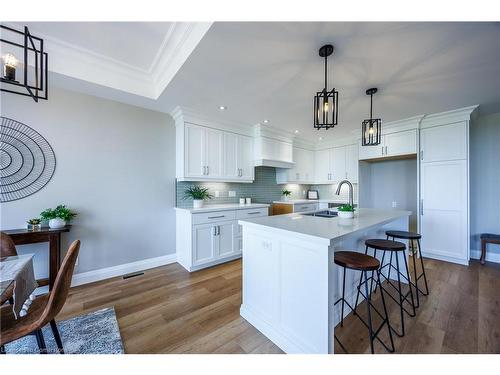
239,208,411,354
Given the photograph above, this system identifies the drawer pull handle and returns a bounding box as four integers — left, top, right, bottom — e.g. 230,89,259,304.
247,212,260,215
208,215,225,219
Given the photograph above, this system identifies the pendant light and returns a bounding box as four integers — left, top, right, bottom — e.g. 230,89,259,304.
362,88,381,146
313,44,338,130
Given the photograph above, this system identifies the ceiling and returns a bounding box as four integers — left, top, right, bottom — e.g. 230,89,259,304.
4,22,500,142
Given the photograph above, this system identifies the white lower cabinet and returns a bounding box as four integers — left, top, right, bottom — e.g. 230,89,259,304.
176,207,269,272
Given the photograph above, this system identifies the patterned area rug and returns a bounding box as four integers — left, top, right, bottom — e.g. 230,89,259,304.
5,307,124,354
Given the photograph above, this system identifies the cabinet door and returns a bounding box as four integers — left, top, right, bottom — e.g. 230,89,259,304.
185,124,205,177
205,128,223,178
421,122,467,162
315,149,331,182
239,135,254,180
345,144,359,183
216,221,236,258
192,223,217,265
385,129,417,157
302,149,314,182
292,147,305,181
223,132,239,179
277,141,293,163
331,146,346,182
358,138,384,160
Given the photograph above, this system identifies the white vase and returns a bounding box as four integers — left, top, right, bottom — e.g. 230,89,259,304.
337,211,354,219
193,199,204,209
282,196,289,202
49,218,66,229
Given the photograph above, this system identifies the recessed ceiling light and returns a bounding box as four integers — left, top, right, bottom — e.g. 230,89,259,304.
263,119,269,124
294,130,299,134
219,106,227,110
319,137,323,141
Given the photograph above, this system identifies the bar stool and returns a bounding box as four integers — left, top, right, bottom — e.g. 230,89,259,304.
334,251,394,354
386,230,429,308
357,239,416,337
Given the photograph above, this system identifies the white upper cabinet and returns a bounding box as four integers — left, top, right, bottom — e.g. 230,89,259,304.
276,147,314,183
345,144,359,183
223,132,239,179
223,133,254,181
313,144,358,184
358,129,417,160
238,135,254,180
185,124,206,178
420,123,466,162
314,148,333,183
205,128,224,178
332,147,346,182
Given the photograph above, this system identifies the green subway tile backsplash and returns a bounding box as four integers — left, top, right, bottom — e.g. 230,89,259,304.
176,166,311,208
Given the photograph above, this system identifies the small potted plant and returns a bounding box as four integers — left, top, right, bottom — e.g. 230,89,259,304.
27,218,42,231
281,189,292,202
40,205,77,229
337,204,355,219
184,186,213,209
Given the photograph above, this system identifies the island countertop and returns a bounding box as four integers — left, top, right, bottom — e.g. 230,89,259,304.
239,208,410,242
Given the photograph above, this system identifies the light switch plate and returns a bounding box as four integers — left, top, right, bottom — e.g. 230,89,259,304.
228,191,236,197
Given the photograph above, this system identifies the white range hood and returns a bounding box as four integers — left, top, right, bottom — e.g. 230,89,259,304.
253,124,295,169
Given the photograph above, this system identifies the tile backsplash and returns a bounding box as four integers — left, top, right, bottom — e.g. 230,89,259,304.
176,166,310,208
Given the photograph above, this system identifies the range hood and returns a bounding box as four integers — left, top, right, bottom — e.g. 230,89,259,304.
253,124,295,169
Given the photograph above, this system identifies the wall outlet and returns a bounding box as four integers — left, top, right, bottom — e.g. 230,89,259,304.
215,191,221,198
392,201,398,208
228,191,236,197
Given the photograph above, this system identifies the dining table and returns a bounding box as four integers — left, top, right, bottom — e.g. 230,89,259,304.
0,254,38,318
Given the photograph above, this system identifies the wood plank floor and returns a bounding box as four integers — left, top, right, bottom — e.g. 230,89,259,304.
58,257,500,354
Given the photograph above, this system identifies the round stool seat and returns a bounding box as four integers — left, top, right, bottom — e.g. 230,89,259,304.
365,239,406,251
334,251,380,271
386,230,421,240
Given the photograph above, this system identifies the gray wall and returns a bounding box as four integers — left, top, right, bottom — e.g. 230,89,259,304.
470,112,500,253
359,158,418,231
0,88,176,277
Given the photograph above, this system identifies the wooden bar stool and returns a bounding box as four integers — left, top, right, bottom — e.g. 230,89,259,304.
334,251,394,354
386,230,429,308
358,239,416,337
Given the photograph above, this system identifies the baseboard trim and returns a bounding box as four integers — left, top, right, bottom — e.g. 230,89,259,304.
71,253,177,287
470,249,500,264
421,251,469,266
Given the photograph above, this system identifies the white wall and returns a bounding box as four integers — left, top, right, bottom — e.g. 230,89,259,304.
0,87,176,279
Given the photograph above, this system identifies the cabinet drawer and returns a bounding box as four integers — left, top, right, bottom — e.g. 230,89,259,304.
236,207,269,219
293,203,318,212
192,210,236,225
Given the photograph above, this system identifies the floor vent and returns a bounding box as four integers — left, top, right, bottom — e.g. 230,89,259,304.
123,271,145,280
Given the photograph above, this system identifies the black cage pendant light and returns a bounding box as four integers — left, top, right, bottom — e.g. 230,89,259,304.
313,44,338,130
362,88,381,146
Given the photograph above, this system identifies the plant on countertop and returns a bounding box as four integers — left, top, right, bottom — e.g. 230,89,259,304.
40,205,77,221
183,186,214,201
337,204,355,212
27,218,41,225
281,189,292,197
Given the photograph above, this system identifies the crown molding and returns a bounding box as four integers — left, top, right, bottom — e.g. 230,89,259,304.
421,105,479,128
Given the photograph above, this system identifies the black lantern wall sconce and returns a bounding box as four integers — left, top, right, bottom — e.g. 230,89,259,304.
361,87,381,146
0,24,48,102
313,44,339,130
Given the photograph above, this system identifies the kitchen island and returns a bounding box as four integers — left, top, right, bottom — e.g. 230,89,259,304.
238,208,411,354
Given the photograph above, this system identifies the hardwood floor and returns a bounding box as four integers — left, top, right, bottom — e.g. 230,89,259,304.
58,257,500,354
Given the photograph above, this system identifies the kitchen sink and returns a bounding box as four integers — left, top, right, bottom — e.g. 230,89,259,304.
302,210,338,218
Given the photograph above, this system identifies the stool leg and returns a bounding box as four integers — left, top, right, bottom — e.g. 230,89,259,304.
370,249,377,294
373,250,386,294
411,239,420,308
395,253,406,336
387,251,394,281
354,246,368,314
340,266,346,327
35,329,47,354
377,269,395,353
403,254,416,317
50,320,65,354
364,271,375,354
417,239,429,295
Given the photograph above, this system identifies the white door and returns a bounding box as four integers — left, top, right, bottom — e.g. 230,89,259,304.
385,129,417,157
421,123,467,162
331,146,346,182
192,223,217,265
315,149,331,182
185,124,205,178
223,132,239,179
238,135,254,180
345,144,359,183
205,128,223,178
358,138,385,160
216,221,236,258
421,160,468,263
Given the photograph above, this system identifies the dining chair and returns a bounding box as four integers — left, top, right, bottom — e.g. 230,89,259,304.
0,232,17,258
0,240,80,354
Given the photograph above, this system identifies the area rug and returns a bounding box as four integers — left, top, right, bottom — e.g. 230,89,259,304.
5,307,124,354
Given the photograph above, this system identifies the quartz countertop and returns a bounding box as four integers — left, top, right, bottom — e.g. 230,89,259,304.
239,208,410,241
175,203,270,214
272,199,358,205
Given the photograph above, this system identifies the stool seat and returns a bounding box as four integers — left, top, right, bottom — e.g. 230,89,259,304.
334,251,380,271
365,239,406,251
385,230,421,240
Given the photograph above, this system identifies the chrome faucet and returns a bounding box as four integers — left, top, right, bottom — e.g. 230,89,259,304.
336,180,354,208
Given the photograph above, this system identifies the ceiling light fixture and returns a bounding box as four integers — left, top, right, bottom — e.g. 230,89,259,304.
0,25,48,102
362,88,382,146
294,130,299,134
263,119,269,124
313,44,338,130
219,105,227,110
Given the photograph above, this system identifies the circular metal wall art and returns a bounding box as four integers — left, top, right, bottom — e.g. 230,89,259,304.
1,117,56,202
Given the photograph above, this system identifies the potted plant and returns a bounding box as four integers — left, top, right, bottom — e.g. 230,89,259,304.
27,218,42,231
281,189,292,202
183,186,213,209
337,204,355,219
40,205,77,229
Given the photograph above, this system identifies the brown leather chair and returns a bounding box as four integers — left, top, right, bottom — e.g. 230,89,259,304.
0,232,17,258
0,240,80,354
